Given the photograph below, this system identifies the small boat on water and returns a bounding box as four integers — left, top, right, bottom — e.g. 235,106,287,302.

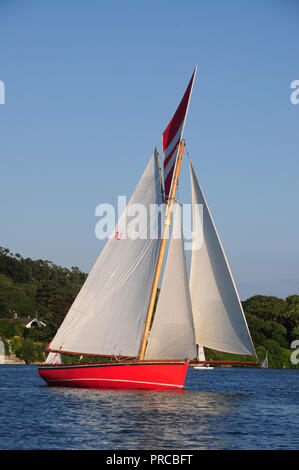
39,67,257,390
193,346,214,370
261,350,269,369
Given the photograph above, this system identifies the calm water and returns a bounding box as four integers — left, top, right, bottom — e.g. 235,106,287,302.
0,365,298,450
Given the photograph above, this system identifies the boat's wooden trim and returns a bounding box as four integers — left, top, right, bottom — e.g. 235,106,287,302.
38,360,188,369
46,347,133,360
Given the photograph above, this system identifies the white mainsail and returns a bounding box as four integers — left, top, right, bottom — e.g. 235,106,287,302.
145,203,197,360
49,154,163,358
189,161,256,356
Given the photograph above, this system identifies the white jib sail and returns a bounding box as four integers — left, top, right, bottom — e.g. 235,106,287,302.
49,154,164,357
145,203,197,360
189,161,256,356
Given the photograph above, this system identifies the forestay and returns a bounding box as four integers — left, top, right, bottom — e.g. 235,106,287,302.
145,203,197,360
189,161,256,356
49,155,163,357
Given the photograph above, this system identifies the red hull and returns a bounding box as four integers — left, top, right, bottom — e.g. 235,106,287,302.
38,361,189,390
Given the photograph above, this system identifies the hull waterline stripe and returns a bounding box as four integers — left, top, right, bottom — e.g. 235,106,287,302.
46,377,184,388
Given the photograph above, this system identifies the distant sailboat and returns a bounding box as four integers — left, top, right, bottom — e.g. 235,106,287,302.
193,346,214,370
39,67,257,390
261,350,269,369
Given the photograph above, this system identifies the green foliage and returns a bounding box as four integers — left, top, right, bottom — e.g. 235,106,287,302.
0,247,87,363
0,246,86,337
0,319,26,338
61,354,110,364
246,313,288,349
12,338,45,364
243,295,299,346
242,295,287,321
286,295,299,306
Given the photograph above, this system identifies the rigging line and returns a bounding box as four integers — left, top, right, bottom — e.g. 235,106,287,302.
154,146,165,204
171,198,183,207
155,147,164,169
184,141,192,162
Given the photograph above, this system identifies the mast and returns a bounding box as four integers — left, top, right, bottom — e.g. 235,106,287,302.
139,140,185,360
139,67,197,361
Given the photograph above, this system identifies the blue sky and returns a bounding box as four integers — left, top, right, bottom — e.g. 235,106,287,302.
0,0,298,299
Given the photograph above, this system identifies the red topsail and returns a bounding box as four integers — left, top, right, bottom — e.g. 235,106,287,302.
163,68,197,203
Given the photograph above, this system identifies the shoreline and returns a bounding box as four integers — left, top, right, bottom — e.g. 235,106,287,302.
1,356,25,365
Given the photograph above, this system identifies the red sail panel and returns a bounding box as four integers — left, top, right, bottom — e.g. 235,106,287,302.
162,68,196,202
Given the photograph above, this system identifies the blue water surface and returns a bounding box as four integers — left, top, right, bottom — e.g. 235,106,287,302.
0,365,298,450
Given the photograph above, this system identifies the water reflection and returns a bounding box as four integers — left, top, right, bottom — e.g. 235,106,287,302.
44,377,244,449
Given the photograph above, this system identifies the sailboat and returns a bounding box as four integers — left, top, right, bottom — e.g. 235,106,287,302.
38,67,257,390
261,350,269,369
193,346,214,370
